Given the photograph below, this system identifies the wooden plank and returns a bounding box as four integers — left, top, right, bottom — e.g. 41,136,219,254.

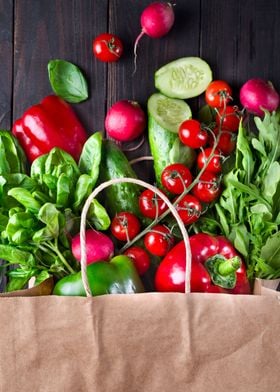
107,0,201,180
200,0,242,96
13,0,108,133
236,0,280,90
0,0,13,292
0,0,13,129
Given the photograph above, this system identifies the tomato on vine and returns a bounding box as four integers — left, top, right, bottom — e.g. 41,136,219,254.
209,127,237,155
110,212,141,242
139,189,168,219
161,163,193,194
205,80,232,108
124,246,151,275
93,33,123,62
192,171,221,203
179,119,208,149
174,194,202,224
144,225,174,257
215,106,241,132
197,147,223,173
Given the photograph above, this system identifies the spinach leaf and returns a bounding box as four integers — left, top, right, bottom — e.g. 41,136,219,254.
0,130,27,174
260,232,280,272
73,174,94,211
48,59,88,103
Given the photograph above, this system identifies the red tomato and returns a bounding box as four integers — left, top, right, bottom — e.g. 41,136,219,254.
197,147,223,173
205,80,232,108
124,246,151,275
178,119,208,149
209,127,237,155
93,33,123,62
139,189,168,219
192,171,221,203
110,212,141,242
144,225,174,257
161,163,193,194
215,106,241,132
174,194,202,224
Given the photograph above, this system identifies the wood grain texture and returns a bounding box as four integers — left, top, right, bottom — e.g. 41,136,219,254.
13,0,108,133
0,0,13,130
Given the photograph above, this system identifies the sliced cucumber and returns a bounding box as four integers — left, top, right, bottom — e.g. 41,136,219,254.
155,57,212,99
147,93,191,133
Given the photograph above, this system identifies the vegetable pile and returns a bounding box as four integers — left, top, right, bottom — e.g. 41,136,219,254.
1,1,279,296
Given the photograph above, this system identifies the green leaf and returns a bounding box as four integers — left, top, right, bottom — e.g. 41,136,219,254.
73,174,94,211
235,124,255,183
78,132,103,186
35,270,51,286
48,59,88,103
260,232,280,271
38,203,63,238
8,187,41,214
88,199,111,230
0,130,27,174
263,161,280,201
56,173,70,206
0,244,35,265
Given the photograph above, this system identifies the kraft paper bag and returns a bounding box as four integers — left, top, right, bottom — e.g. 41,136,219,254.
0,291,279,392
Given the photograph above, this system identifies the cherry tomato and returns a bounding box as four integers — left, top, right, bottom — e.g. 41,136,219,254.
110,212,141,242
178,119,208,149
144,225,174,257
174,194,202,224
192,171,221,203
205,80,232,108
215,106,241,132
161,163,193,195
197,147,223,173
124,246,151,275
139,189,168,219
209,127,237,155
93,33,123,62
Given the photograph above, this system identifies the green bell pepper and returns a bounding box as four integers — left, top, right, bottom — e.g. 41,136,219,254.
52,255,145,296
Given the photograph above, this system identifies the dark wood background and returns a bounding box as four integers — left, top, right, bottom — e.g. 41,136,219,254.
0,0,279,290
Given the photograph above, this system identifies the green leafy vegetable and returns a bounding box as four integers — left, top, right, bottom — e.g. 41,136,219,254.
48,59,88,103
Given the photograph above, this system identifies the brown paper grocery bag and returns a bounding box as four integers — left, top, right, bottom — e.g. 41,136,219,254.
0,292,280,392
0,179,279,392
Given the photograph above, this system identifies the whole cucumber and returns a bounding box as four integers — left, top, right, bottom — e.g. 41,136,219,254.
148,115,196,188
99,140,141,217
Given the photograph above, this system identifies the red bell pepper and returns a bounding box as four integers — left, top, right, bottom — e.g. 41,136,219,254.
12,95,88,162
155,233,251,294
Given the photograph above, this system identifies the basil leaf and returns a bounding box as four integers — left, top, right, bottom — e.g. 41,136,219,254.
0,244,35,266
38,203,64,238
48,59,88,103
8,187,42,214
78,132,103,186
88,199,111,230
73,174,94,211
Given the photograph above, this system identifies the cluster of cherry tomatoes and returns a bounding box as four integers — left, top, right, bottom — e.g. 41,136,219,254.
108,80,242,278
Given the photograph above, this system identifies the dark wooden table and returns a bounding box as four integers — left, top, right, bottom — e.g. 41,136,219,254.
0,0,279,290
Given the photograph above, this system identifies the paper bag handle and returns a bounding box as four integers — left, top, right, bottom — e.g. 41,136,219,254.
80,178,192,297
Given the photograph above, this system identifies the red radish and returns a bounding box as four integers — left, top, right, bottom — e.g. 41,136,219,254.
240,78,280,116
133,2,175,73
105,100,146,142
71,229,114,265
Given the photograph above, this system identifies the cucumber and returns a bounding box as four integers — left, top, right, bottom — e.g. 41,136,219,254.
147,93,191,133
155,57,212,99
148,115,196,188
99,140,141,217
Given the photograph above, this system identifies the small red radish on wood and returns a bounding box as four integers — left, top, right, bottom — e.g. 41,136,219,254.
133,2,175,73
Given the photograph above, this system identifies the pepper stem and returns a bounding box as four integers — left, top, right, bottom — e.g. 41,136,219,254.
218,256,241,276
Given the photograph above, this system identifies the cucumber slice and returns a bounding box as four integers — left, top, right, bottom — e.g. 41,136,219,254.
147,93,191,133
155,57,212,99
